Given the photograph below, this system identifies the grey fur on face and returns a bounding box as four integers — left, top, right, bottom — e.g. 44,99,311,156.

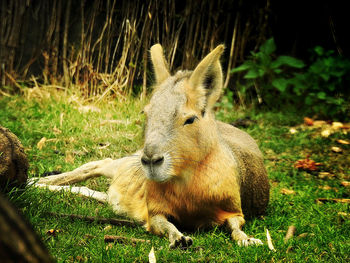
141,73,189,182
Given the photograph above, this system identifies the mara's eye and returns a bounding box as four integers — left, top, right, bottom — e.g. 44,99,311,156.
184,116,198,126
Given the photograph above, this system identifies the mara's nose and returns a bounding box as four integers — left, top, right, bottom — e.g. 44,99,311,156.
141,153,164,166
141,146,164,166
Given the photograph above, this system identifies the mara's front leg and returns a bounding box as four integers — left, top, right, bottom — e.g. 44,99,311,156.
148,215,193,249
226,216,263,247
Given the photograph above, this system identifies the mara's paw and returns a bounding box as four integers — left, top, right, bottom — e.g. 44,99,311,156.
169,235,193,249
237,237,263,247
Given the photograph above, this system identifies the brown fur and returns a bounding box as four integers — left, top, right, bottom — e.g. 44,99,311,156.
0,126,29,190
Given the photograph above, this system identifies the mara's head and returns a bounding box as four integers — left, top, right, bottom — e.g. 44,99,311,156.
141,44,225,183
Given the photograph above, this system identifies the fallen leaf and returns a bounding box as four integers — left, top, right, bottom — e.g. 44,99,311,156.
318,185,338,192
149,247,156,263
280,188,296,195
331,146,342,153
313,120,327,127
294,158,322,171
304,117,314,126
46,229,61,236
341,181,350,187
37,137,47,150
289,128,298,134
65,153,75,164
266,229,275,252
103,225,112,232
332,122,344,129
321,128,332,137
284,225,296,243
318,172,335,179
336,139,350,145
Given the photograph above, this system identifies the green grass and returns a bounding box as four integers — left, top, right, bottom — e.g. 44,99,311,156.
1,93,349,262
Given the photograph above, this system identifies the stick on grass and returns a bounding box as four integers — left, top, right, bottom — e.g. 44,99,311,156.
47,212,139,227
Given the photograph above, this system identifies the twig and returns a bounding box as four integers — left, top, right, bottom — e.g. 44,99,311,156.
284,225,296,243
104,235,150,244
47,212,139,227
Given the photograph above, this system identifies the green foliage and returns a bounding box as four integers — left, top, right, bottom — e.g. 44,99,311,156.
290,46,350,118
231,38,350,120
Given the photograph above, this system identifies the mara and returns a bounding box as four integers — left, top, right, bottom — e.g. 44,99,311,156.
33,44,270,248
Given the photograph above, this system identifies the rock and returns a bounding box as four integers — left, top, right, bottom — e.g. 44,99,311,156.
0,126,29,190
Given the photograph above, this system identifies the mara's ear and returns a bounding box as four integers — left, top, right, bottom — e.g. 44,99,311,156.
188,45,224,114
150,44,170,85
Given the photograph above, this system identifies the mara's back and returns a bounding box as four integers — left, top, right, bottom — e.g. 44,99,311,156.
217,121,270,217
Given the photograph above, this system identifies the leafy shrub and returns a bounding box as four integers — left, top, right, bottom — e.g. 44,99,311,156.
231,38,350,120
231,38,305,106
289,46,350,118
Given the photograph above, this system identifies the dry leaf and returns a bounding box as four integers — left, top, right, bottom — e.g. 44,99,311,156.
266,229,275,252
280,188,296,195
336,139,350,145
304,117,314,126
37,137,47,150
46,228,61,236
294,158,322,171
289,128,298,134
321,128,332,137
149,247,156,263
313,120,327,127
332,122,344,129
318,172,335,179
284,225,296,243
341,181,350,187
318,185,338,191
103,225,112,232
65,153,75,164
331,146,342,153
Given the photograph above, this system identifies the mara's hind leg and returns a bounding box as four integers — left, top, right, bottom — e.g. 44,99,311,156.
226,216,263,247
34,184,109,203
29,158,124,185
29,158,128,208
